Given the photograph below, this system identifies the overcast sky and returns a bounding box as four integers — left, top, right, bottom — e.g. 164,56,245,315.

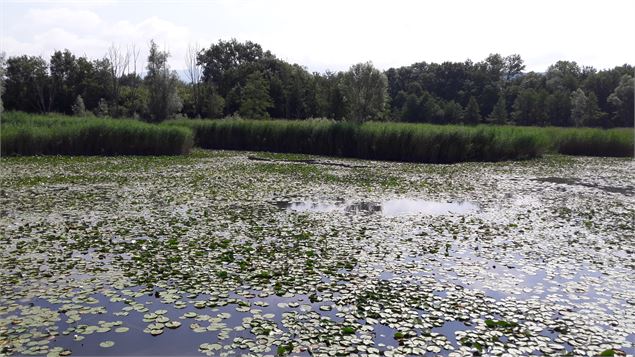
2,0,634,73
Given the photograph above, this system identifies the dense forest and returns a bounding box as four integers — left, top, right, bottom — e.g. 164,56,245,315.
1,39,633,127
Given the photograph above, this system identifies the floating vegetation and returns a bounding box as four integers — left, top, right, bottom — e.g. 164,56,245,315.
99,341,114,348
0,151,633,356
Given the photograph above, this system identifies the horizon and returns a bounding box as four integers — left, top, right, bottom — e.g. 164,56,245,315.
2,0,634,74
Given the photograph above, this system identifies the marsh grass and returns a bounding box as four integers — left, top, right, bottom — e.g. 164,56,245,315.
168,119,551,163
1,112,193,156
3,113,632,160
170,119,633,161
549,127,633,157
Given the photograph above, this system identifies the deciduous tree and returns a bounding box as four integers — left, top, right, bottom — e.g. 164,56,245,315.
72,95,86,116
145,40,182,122
463,96,481,125
488,96,508,124
238,71,272,119
339,62,388,122
607,74,634,127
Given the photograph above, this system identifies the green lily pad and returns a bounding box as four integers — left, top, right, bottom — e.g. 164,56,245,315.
165,321,181,329
99,341,115,348
149,329,163,336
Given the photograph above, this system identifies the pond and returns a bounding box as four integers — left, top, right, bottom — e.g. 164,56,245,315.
0,152,633,356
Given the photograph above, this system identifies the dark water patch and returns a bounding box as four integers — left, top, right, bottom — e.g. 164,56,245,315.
372,324,399,349
11,286,358,356
27,290,244,356
431,320,472,347
274,199,478,216
379,271,395,281
534,177,634,195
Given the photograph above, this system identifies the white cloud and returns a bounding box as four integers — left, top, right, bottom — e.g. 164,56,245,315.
1,0,634,73
25,8,103,32
1,7,199,70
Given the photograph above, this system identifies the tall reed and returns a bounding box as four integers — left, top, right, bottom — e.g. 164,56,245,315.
168,119,553,163
1,112,193,156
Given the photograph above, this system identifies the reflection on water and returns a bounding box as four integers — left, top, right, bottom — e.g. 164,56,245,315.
431,320,472,347
275,199,478,216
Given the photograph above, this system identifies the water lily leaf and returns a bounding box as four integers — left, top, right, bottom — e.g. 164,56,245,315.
99,341,114,348
165,321,181,329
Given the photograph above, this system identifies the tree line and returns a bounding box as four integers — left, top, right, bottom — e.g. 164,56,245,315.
1,39,633,127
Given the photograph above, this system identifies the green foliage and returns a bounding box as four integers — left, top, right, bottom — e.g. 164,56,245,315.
167,118,551,162
5,112,631,160
546,60,581,92
608,74,634,127
170,118,633,160
488,96,507,124
401,91,444,123
119,85,149,118
570,89,589,127
463,96,482,125
50,50,81,115
198,39,268,95
341,326,356,335
276,342,293,356
484,319,518,329
238,71,273,119
512,88,547,126
340,62,388,122
95,98,109,117
443,100,464,124
1,112,193,156
4,55,52,113
548,127,633,156
71,95,86,116
145,40,182,122
3,45,632,128
545,91,572,126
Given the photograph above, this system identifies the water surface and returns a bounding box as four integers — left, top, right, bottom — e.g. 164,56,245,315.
275,198,479,216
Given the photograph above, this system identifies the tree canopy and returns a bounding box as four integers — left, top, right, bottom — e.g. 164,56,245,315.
1,40,632,127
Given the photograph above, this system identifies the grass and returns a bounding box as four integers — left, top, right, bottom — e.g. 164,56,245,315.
1,112,193,156
167,119,554,163
503,125,634,157
2,112,632,160
169,118,633,162
548,127,633,157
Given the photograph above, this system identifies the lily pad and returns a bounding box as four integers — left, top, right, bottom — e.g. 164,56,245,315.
165,321,181,329
99,341,115,348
